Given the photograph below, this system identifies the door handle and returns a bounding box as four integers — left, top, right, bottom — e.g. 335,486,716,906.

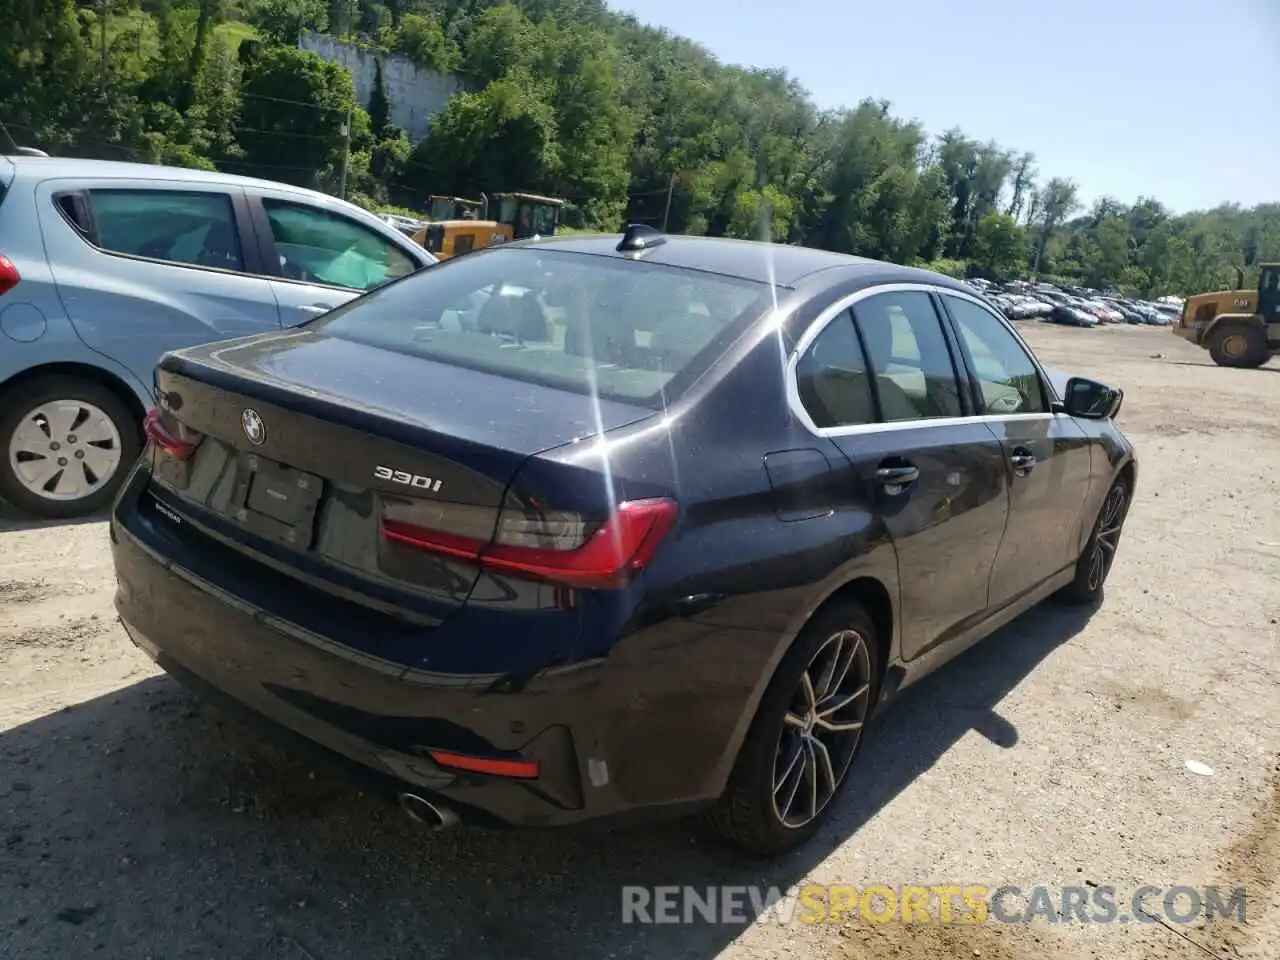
299,303,335,314
1009,446,1036,477
875,463,920,494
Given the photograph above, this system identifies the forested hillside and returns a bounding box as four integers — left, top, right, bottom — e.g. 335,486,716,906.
4,0,1277,294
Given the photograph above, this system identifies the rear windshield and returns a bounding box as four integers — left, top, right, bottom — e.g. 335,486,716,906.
307,247,769,407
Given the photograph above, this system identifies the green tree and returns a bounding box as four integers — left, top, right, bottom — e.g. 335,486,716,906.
3,0,1277,292
1080,215,1131,289
248,0,327,45
1030,177,1079,275
461,3,535,86
972,212,1026,279
405,77,557,197
394,13,459,72
236,45,360,187
367,56,391,138
541,23,632,224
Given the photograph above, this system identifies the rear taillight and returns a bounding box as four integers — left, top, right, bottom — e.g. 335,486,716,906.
0,256,19,296
382,497,678,590
143,407,201,461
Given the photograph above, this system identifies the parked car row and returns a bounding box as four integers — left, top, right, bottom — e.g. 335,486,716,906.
963,278,1179,330
379,212,429,237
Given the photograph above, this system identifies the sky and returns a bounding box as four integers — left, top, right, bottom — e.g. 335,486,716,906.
615,0,1280,215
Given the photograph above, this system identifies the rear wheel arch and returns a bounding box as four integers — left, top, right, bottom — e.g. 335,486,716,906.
711,571,896,793
0,362,148,437
705,578,892,854
810,576,894,683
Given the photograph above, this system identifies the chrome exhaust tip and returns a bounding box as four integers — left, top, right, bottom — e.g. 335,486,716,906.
397,792,460,830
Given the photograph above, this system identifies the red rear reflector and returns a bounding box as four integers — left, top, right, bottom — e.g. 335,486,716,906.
428,750,539,779
0,256,19,296
382,497,678,590
143,407,198,461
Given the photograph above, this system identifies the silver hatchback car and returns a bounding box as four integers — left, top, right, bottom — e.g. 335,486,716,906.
0,155,435,519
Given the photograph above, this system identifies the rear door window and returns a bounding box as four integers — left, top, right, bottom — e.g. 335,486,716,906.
852,290,965,421
262,200,417,291
85,189,244,271
307,247,768,407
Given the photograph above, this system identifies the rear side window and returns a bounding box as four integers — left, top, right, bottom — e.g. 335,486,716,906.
263,200,416,291
84,190,244,271
308,247,767,406
853,291,964,421
795,311,874,428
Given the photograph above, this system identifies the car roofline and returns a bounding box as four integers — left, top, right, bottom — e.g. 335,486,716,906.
480,242,801,290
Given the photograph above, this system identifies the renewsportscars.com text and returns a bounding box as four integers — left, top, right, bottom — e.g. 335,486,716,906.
620,884,1248,926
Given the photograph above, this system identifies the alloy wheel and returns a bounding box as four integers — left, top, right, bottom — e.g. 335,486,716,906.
1086,484,1127,592
7,399,124,502
771,628,873,829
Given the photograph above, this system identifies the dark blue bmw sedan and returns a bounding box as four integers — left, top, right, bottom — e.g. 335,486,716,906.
111,226,1136,857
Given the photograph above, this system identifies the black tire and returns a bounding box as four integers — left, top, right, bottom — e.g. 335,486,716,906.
0,375,141,520
1207,323,1268,368
705,600,882,858
1056,477,1130,606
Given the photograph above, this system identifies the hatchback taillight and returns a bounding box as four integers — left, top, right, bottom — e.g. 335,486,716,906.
0,256,19,296
382,497,679,590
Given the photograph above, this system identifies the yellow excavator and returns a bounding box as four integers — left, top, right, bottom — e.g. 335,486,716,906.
412,193,565,260
1173,264,1280,367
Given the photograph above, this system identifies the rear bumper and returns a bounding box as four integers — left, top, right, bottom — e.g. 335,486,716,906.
109,465,774,829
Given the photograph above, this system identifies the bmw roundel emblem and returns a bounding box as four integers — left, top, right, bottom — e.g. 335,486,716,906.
241,408,266,445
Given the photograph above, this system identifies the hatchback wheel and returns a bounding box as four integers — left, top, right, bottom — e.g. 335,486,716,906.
707,600,880,857
0,376,141,519
1057,478,1129,606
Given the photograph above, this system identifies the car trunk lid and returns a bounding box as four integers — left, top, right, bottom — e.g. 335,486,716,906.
144,329,656,666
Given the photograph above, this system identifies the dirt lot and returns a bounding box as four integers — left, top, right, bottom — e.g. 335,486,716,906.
2,321,1278,960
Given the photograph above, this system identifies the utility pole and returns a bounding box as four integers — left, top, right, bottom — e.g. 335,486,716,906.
661,173,675,231
338,103,352,200
99,0,109,94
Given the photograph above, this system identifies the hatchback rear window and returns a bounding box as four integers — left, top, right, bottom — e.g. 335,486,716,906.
308,247,769,406
85,189,244,271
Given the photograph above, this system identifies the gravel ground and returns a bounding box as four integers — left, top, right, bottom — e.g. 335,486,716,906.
1,321,1277,960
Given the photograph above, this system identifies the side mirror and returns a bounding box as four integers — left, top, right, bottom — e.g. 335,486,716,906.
1060,376,1123,419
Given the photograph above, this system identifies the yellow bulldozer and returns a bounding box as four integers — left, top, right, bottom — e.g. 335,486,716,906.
1173,263,1280,367
412,192,565,261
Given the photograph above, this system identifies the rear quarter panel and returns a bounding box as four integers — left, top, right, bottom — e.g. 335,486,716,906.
535,305,900,804
0,172,150,407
